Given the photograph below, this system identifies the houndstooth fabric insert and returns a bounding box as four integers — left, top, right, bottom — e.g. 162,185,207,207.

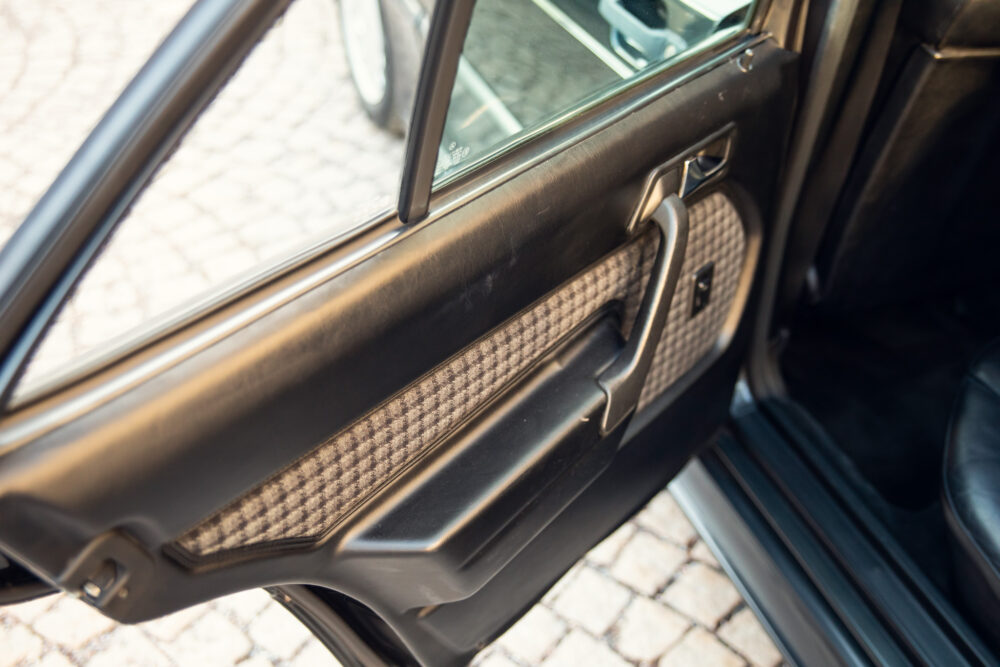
176,192,745,558
638,192,746,410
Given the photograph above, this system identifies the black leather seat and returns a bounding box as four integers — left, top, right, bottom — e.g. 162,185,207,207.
944,341,1000,642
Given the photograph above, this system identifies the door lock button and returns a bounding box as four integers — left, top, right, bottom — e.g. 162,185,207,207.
691,262,715,317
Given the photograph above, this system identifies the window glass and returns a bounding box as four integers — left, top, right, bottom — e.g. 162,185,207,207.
0,1,194,249
435,0,754,181
5,0,420,397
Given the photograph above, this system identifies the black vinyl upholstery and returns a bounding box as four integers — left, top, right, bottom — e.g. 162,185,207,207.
901,0,1000,49
814,0,1000,310
944,341,1000,644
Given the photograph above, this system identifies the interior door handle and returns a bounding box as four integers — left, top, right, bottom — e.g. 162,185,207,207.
598,194,689,434
681,154,725,196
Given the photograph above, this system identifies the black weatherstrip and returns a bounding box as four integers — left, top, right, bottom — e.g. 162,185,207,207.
397,0,475,223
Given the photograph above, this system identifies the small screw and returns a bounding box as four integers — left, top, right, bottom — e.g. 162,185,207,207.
82,581,102,598
737,48,754,73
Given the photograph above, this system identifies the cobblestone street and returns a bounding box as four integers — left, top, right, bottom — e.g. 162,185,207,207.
0,0,782,665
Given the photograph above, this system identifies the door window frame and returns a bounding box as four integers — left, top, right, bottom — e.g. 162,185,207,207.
0,0,791,412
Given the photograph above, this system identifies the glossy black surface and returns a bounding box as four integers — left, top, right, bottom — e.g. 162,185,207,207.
814,43,1000,311
675,452,875,666
398,0,474,222
900,0,1000,49
728,408,994,665
944,341,1000,649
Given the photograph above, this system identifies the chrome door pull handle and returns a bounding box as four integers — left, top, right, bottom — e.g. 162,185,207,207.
681,154,726,196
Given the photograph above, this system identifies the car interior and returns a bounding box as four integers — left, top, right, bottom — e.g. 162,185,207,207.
1,0,999,664
758,0,1000,656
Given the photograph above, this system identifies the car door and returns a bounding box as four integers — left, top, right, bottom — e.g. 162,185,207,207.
0,0,800,664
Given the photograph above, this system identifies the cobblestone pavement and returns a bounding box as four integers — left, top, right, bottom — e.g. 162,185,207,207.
0,0,782,665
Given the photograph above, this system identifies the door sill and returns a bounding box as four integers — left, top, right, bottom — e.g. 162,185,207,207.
695,403,996,665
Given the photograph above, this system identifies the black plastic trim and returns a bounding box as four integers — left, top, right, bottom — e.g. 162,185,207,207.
748,0,866,396
0,33,797,667
730,409,986,665
776,0,901,314
269,585,395,667
672,455,870,666
715,433,909,664
397,0,474,223
762,399,998,666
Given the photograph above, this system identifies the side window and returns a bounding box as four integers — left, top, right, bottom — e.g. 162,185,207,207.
7,0,424,397
436,0,754,181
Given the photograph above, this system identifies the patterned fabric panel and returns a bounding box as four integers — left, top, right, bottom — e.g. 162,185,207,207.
176,192,744,558
176,232,657,557
638,192,746,410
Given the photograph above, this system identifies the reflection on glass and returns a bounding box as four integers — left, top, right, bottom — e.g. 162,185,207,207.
435,0,753,181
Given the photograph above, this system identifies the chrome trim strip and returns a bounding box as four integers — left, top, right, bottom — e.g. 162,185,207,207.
926,43,1000,60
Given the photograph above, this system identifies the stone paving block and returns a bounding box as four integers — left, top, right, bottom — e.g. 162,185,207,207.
31,652,76,667
495,604,567,664
289,641,342,667
86,626,171,667
31,596,114,649
586,523,636,568
550,567,632,636
609,530,688,595
691,539,721,569
635,490,699,546
0,623,44,666
542,629,631,667
541,561,585,606
246,600,314,660
661,562,743,629
612,596,690,662
160,610,252,666
35,652,74,667
139,604,208,642
211,589,274,626
658,627,744,667
718,607,783,667
474,652,521,667
3,595,57,624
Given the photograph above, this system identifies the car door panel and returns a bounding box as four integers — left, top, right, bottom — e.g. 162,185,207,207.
0,7,796,664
